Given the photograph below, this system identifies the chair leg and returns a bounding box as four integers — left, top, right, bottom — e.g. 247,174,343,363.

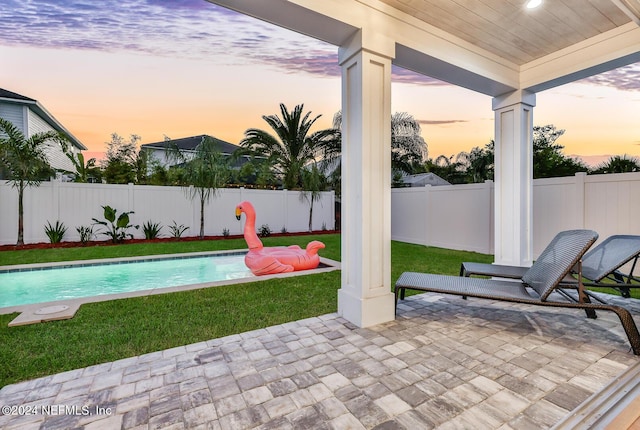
616,287,632,298
607,305,640,356
394,289,397,316
612,272,632,298
394,287,402,317
578,289,597,319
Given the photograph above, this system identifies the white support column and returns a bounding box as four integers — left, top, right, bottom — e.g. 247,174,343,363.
337,30,396,328
492,90,536,267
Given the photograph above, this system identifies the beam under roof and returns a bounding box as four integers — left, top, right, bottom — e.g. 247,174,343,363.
208,0,640,97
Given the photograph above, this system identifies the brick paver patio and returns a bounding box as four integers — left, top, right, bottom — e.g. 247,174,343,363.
1,291,639,429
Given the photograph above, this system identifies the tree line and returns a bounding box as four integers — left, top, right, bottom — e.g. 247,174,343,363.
2,107,639,245
422,125,640,185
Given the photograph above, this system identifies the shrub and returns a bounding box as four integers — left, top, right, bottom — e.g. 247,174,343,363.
44,220,67,243
76,225,94,245
222,228,230,237
143,221,163,240
280,226,287,234
169,221,189,239
92,205,139,243
258,224,271,237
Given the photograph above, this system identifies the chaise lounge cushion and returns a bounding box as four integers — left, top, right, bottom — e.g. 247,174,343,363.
395,229,640,355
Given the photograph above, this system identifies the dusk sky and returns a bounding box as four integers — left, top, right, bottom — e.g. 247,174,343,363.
2,0,639,167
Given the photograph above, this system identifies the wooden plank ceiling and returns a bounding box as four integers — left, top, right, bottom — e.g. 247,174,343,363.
377,0,632,65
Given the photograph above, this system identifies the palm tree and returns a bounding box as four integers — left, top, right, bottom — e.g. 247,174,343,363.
592,154,640,174
426,154,468,184
300,162,325,231
61,142,100,183
322,111,428,191
169,135,231,239
389,112,429,174
456,141,494,183
0,117,61,245
240,103,339,190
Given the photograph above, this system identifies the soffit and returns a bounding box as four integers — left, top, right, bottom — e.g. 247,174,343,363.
377,0,631,66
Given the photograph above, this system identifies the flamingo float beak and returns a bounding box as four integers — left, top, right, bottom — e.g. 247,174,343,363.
235,207,242,221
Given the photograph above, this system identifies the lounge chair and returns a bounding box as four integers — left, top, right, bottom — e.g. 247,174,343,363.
395,230,640,355
460,235,640,299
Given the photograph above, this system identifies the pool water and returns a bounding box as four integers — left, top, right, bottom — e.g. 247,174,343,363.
0,253,254,308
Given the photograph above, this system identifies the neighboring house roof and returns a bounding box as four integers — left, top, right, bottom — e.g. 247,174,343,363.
0,88,87,151
141,134,241,155
401,173,450,187
141,134,250,169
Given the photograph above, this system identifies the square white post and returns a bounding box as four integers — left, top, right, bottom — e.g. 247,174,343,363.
492,90,536,267
337,31,396,327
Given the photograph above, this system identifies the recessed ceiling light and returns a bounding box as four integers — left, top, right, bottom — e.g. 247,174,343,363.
526,0,542,8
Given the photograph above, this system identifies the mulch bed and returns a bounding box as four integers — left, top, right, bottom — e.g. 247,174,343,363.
0,230,339,252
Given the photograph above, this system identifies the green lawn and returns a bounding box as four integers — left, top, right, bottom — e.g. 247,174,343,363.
1,235,635,387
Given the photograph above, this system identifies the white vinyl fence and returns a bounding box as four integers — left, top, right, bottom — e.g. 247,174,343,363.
0,181,335,245
392,172,640,258
3,172,639,254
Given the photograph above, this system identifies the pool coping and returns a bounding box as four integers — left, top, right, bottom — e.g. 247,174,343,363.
0,250,341,326
0,249,250,273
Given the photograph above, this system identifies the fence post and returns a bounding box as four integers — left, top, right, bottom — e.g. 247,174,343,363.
188,185,197,234
128,183,135,212
575,172,586,228
424,185,432,247
283,189,289,232
486,180,495,255
52,180,60,221
329,190,335,230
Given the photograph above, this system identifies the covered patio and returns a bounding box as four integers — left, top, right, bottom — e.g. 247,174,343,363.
207,0,640,329
2,1,640,429
0,291,639,429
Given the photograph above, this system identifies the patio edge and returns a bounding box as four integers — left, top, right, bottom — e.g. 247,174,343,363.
551,359,640,430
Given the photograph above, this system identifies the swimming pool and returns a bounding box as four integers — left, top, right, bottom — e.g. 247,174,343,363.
0,252,254,308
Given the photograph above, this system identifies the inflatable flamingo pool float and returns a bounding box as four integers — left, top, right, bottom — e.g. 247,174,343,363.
235,201,325,276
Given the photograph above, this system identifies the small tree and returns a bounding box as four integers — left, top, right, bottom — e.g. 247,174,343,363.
532,125,587,179
101,133,140,184
300,162,326,232
0,118,61,245
169,136,230,239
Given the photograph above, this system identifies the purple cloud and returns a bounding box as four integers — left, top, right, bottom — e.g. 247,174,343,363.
256,52,341,77
419,120,468,125
0,0,456,86
578,64,640,91
0,0,310,59
392,67,450,86
3,1,636,90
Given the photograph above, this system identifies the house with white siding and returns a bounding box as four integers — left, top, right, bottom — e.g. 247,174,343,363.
0,88,87,174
